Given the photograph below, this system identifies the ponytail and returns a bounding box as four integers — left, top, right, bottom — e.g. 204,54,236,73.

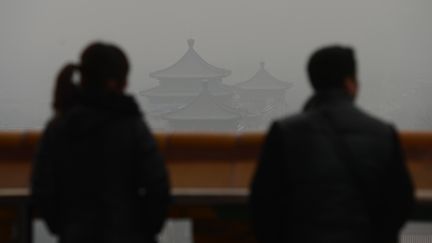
53,64,80,115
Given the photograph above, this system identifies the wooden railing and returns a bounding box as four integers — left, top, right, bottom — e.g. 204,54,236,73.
1,131,432,190
0,131,432,243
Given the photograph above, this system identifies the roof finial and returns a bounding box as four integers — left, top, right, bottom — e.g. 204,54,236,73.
260,61,265,69
187,39,195,48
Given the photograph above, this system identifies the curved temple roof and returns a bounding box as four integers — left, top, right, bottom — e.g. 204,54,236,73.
141,79,233,97
235,62,291,90
150,39,231,80
164,82,241,120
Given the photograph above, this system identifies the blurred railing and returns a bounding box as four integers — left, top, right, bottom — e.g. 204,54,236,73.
1,131,432,243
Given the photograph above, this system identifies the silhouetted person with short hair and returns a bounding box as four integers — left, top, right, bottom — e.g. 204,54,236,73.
32,42,170,243
250,45,414,243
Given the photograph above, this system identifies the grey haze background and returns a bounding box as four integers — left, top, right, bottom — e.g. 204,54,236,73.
1,0,431,131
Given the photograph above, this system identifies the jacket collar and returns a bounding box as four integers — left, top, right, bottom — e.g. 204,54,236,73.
303,89,354,112
78,90,142,117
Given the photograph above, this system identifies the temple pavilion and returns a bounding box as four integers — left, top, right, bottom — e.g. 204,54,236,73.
234,62,292,129
142,39,233,116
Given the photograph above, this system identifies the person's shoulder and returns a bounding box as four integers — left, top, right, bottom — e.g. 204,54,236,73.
131,115,156,138
42,115,68,135
38,116,68,147
352,106,396,134
272,112,316,133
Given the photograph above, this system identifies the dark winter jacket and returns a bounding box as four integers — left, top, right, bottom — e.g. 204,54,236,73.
31,91,170,243
250,90,414,243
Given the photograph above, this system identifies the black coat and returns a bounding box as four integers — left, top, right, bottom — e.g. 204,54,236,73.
250,90,414,243
31,92,171,243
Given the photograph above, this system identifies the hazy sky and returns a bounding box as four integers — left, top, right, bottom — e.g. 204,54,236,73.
1,0,432,130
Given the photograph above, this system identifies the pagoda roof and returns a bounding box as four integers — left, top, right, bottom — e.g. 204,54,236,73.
140,81,233,97
150,39,231,80
208,81,232,96
140,84,200,97
164,83,241,120
235,62,291,90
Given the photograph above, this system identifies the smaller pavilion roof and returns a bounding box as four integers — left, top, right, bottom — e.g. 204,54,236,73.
235,62,291,90
150,39,231,80
164,82,241,120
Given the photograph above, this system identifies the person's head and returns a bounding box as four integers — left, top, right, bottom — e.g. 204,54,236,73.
307,45,357,97
53,42,129,115
80,42,129,93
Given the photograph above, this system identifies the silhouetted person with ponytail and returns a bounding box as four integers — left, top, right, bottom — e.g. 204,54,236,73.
32,42,171,243
52,63,80,116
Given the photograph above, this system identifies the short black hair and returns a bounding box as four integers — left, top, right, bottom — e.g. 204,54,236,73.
307,45,356,91
80,42,129,90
